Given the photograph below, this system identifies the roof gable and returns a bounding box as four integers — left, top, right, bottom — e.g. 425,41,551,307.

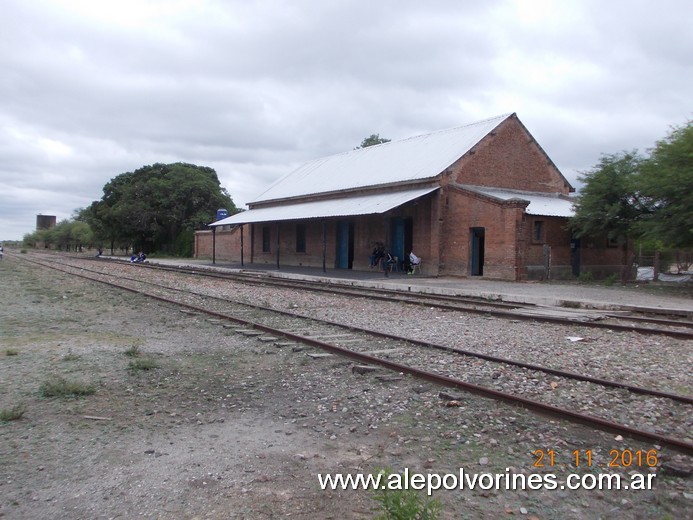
252,113,512,203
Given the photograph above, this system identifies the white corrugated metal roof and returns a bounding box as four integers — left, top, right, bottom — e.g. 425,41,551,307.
468,186,575,217
211,187,439,226
252,114,512,203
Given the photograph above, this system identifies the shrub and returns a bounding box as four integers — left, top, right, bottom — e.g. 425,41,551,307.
577,271,593,283
128,358,159,371
39,376,95,397
371,468,441,520
61,349,81,361
0,404,26,422
603,274,619,287
123,345,141,357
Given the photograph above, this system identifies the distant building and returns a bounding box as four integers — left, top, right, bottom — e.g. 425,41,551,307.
36,215,57,230
197,113,627,280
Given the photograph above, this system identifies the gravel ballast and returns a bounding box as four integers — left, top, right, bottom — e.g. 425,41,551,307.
1,253,691,519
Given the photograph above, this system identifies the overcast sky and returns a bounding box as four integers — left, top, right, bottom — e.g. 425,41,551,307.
1,0,691,241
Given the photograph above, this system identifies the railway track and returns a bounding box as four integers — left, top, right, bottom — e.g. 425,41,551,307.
78,254,693,340
17,252,693,456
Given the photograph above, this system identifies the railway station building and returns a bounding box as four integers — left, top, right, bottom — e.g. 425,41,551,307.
195,113,626,281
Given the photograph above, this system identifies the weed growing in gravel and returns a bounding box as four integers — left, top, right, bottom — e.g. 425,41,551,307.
4,348,19,356
128,358,159,371
124,345,141,357
371,468,441,520
61,349,81,361
603,274,619,287
0,404,26,422
39,376,96,398
577,271,594,283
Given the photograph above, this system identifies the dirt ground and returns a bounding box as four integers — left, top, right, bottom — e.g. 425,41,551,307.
0,256,691,519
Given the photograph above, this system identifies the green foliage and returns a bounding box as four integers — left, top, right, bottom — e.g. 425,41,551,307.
81,162,236,255
571,121,693,249
603,273,619,286
174,228,195,257
123,345,141,357
0,404,25,422
570,151,645,243
356,134,391,149
39,376,95,397
61,349,81,361
128,358,159,371
23,219,95,251
371,468,442,520
577,271,593,283
635,122,693,248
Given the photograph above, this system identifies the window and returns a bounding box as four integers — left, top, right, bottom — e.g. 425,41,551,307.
262,226,271,253
296,224,306,253
533,220,545,243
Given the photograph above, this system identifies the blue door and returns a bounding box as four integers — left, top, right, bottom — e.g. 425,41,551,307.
391,218,405,268
470,227,485,276
336,221,353,269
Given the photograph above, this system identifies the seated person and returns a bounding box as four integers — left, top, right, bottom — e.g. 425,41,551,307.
369,242,385,268
381,250,396,276
406,251,421,274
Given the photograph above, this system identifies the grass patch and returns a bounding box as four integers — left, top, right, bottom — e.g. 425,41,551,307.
123,345,141,357
603,274,619,287
39,376,96,398
128,358,159,371
0,404,26,422
560,300,581,309
4,348,19,356
61,349,81,361
371,467,441,519
577,271,593,283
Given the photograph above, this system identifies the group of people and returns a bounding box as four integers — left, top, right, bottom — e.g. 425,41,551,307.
368,242,420,276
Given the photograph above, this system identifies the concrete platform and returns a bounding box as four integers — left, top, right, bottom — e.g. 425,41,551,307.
121,257,693,317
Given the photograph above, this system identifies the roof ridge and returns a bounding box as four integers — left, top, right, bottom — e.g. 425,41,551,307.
343,112,513,153
252,113,516,203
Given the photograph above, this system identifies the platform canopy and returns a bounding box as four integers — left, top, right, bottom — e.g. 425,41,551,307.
210,187,438,226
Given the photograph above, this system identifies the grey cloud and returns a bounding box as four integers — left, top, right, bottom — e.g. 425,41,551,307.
0,0,690,239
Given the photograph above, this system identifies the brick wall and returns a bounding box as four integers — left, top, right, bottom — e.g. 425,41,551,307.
440,187,525,279
194,226,243,262
449,115,572,195
522,215,631,280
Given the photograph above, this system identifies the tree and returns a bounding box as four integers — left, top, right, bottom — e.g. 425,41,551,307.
23,219,94,251
570,151,648,281
635,122,693,248
356,134,391,149
83,162,236,256
570,151,646,243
